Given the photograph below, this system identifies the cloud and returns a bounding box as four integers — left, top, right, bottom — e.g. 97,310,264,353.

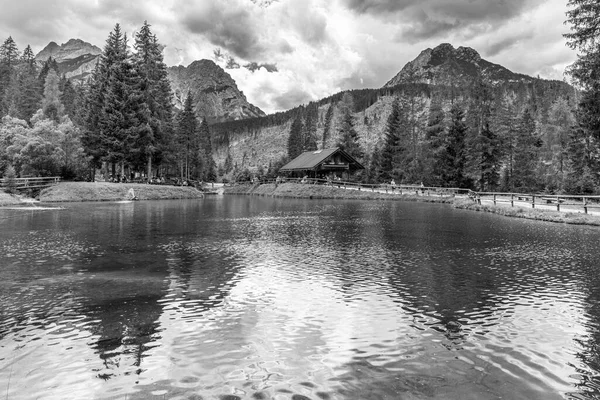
342,0,546,42
0,0,578,115
180,1,266,59
273,87,313,111
244,62,278,73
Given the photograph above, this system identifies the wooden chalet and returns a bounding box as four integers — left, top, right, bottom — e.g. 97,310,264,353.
279,147,364,178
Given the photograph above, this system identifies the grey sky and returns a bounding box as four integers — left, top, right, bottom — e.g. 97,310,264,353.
0,0,577,114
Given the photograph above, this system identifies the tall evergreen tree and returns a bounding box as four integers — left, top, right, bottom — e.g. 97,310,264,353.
21,45,35,67
41,70,64,122
512,108,542,191
465,78,500,190
424,98,446,186
321,104,334,148
0,37,20,117
176,92,198,180
287,116,304,160
133,21,173,179
336,93,363,162
564,0,600,191
198,118,216,181
0,37,19,67
379,97,403,182
446,103,469,188
303,103,318,151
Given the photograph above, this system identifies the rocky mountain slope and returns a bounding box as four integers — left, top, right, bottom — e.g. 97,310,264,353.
210,43,576,175
36,38,102,62
385,43,535,87
167,60,265,122
36,38,265,122
36,39,102,81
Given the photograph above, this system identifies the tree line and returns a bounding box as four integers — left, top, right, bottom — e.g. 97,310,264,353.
0,22,216,183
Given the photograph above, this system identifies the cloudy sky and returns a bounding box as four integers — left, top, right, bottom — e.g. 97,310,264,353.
0,0,577,114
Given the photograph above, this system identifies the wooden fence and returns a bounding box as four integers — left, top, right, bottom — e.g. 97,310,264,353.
472,192,600,214
242,177,471,197
0,176,61,191
235,178,600,214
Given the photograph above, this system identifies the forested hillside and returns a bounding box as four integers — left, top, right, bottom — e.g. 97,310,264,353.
211,45,578,193
1,1,599,196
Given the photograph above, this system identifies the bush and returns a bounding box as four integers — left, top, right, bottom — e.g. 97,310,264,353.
2,165,17,194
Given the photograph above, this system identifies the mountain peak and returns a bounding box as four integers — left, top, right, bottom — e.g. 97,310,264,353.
36,38,101,62
385,43,528,87
167,59,265,122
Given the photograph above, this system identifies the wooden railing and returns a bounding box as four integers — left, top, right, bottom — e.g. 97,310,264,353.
472,192,600,214
232,178,600,214
235,177,471,198
0,176,61,191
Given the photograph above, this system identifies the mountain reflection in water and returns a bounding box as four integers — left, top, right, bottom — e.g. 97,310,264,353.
0,196,599,399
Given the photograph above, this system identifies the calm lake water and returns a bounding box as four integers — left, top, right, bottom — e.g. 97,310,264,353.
1,196,600,400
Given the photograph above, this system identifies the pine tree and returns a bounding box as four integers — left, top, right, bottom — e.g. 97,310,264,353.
198,118,216,181
81,61,107,178
322,104,333,148
336,93,363,162
98,27,146,178
512,108,542,191
176,92,198,180
60,77,77,120
133,21,173,179
38,58,59,88
465,78,500,190
303,103,318,151
41,70,64,122
0,37,19,67
564,0,600,192
0,37,20,117
564,0,600,90
379,97,403,182
21,45,35,67
424,98,446,186
287,116,304,159
446,103,469,188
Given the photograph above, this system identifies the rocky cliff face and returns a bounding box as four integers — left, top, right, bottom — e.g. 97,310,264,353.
385,43,535,87
36,39,102,81
167,60,266,122
36,39,266,122
36,38,101,62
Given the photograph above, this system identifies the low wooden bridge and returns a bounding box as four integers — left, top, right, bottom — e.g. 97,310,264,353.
0,176,61,191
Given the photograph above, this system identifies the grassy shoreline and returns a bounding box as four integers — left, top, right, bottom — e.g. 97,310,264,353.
0,182,204,204
226,182,600,226
3,181,599,226
224,182,455,203
0,191,24,206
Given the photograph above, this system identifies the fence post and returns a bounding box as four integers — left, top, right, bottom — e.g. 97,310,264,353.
510,194,514,207
493,194,496,205
556,196,560,212
532,195,535,209
584,197,588,214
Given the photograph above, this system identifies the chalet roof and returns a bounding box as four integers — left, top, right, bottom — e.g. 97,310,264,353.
279,147,364,172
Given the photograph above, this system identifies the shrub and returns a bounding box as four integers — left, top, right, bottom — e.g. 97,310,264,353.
2,165,17,194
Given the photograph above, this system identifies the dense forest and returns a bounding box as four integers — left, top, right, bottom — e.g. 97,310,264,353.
0,22,215,184
1,0,599,195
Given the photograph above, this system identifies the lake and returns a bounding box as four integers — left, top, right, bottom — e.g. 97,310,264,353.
1,196,599,400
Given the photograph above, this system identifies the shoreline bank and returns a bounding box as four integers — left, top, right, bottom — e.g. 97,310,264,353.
0,182,204,205
226,182,600,226
224,182,455,203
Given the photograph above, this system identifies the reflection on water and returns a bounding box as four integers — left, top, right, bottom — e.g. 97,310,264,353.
0,197,600,399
